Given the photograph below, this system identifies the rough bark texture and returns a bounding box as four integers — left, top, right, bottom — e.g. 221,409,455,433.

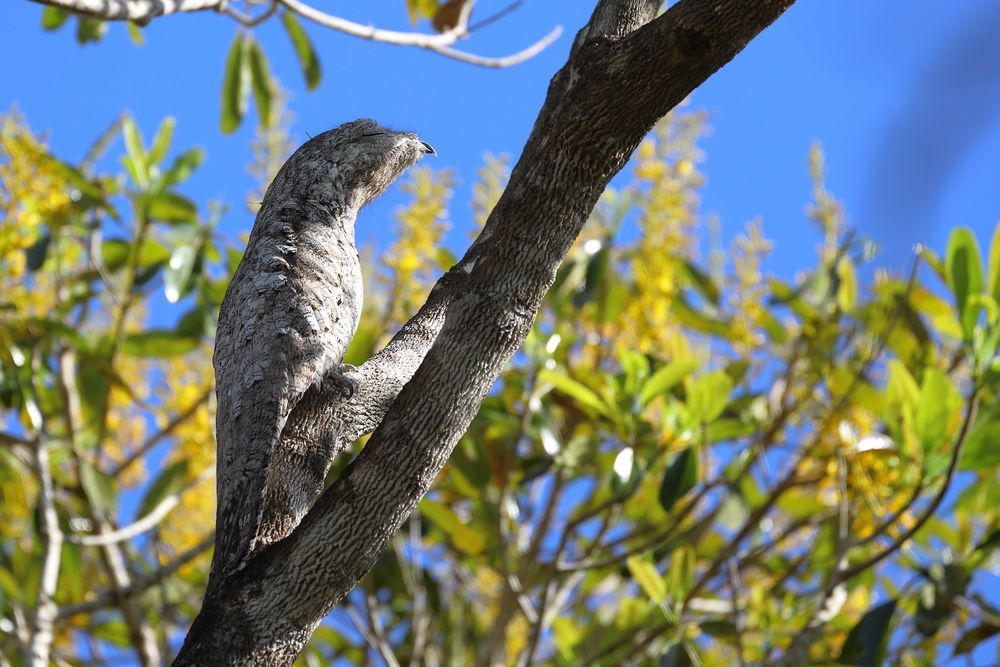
174,0,796,664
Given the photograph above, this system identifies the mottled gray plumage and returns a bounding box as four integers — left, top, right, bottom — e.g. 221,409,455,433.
211,119,434,580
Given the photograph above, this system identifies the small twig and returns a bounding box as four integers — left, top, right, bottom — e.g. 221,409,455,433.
220,0,276,26
468,0,523,33
68,467,214,546
108,385,212,477
726,560,747,667
836,390,980,583
57,535,213,619
364,591,402,667
23,351,58,667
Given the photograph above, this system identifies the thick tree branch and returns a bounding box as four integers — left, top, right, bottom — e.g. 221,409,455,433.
175,0,796,663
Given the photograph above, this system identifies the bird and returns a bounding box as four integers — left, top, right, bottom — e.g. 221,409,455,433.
209,119,435,581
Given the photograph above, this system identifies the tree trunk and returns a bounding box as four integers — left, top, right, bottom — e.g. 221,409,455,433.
174,0,796,663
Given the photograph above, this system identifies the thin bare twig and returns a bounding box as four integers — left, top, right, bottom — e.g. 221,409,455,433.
68,467,214,546
57,535,214,619
108,385,212,477
835,390,980,583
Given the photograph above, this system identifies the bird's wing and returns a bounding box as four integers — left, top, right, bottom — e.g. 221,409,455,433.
211,265,337,577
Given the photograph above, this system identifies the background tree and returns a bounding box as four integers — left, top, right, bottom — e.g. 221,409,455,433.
2,0,1000,665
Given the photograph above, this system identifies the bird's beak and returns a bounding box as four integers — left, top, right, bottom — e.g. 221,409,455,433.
419,141,436,156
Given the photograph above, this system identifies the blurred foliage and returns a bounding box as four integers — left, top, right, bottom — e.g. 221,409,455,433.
2,98,1000,667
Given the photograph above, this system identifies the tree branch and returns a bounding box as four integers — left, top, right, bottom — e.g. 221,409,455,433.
175,0,797,662
28,0,562,68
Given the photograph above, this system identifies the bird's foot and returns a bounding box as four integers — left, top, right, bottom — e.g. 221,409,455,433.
322,364,359,399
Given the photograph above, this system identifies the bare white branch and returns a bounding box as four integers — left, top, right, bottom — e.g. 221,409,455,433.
67,468,215,546
29,0,561,68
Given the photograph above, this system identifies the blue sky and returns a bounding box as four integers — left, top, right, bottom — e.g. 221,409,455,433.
4,0,1000,663
3,1,999,273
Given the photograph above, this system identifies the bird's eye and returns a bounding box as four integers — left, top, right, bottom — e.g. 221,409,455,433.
361,132,384,138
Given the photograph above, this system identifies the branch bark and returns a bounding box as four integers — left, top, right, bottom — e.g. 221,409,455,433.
175,0,796,663
27,0,561,68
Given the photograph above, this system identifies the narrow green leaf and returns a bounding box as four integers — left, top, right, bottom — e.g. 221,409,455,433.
75,17,107,44
281,13,321,91
681,260,721,306
164,240,202,304
538,369,610,417
626,555,666,604
988,222,1000,304
121,115,149,188
836,255,858,313
148,116,176,167
41,7,68,30
958,421,1000,471
639,359,698,407
122,331,200,358
246,40,275,128
148,192,197,224
101,238,171,271
420,498,485,554
686,370,733,423
915,367,951,454
137,460,189,519
659,447,697,511
836,599,897,667
126,21,144,45
162,147,205,187
945,226,985,339
955,623,1000,656
79,460,117,514
220,34,249,133
25,233,51,272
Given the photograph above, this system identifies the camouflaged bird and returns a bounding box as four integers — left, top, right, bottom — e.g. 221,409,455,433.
210,119,435,580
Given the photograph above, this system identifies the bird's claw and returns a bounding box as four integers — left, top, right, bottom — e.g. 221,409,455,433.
322,364,359,399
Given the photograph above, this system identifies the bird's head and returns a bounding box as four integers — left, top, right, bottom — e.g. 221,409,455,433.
268,118,435,215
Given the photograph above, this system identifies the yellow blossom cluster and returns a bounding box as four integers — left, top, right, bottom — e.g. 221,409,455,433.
379,167,454,327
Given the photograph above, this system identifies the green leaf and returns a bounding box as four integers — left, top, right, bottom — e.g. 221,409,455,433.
247,40,274,128
836,255,858,313
681,260,721,306
126,21,144,46
281,13,321,91
137,460,189,519
538,369,610,417
909,287,964,339
75,17,107,44
25,233,51,272
659,447,697,511
626,555,666,604
915,368,951,453
122,331,200,358
79,460,117,514
121,115,149,188
41,7,68,30
638,359,698,407
148,116,175,167
988,222,1000,305
958,421,1000,471
162,147,204,187
836,599,896,667
611,447,643,494
955,623,1000,656
148,192,197,224
686,370,733,423
164,238,202,303
220,34,249,133
101,238,170,271
945,226,985,339
419,498,485,555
